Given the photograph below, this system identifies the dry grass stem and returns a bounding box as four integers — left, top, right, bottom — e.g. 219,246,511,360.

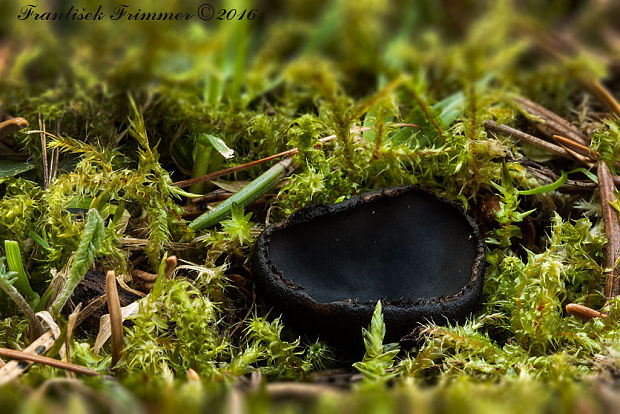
515,96,589,145
597,161,620,300
0,347,98,377
105,270,123,367
484,120,570,158
565,303,605,322
0,331,56,386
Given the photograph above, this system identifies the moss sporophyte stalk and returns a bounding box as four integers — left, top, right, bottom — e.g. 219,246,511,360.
1,0,620,412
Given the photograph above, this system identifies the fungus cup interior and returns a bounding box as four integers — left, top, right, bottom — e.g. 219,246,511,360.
253,186,485,347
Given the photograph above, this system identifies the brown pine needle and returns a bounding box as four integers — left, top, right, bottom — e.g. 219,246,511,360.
173,127,372,189
597,161,620,300
552,135,620,168
105,270,123,367
581,79,620,118
552,135,597,160
0,347,98,377
515,96,589,146
0,331,56,385
556,142,595,167
131,269,157,282
565,303,605,322
484,120,570,158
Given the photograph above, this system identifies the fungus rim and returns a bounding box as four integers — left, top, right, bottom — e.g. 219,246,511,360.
252,186,486,332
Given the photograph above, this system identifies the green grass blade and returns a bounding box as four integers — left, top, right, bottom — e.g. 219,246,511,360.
3,240,39,306
189,157,292,231
518,170,568,195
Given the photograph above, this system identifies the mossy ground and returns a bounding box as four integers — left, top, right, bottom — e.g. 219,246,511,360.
1,1,620,412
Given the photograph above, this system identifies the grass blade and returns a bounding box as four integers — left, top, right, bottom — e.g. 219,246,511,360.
189,157,292,231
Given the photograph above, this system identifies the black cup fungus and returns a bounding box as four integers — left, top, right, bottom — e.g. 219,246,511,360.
252,186,485,350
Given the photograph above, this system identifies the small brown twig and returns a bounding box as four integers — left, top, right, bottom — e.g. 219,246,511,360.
515,96,590,146
556,143,596,167
38,115,49,189
0,331,56,385
190,188,233,205
65,303,82,371
0,117,29,139
105,270,123,367
173,127,375,189
130,256,177,291
484,120,571,159
74,295,107,327
0,347,98,377
566,303,605,322
581,79,620,118
131,269,157,283
552,135,597,160
518,98,588,144
552,135,620,169
597,161,620,301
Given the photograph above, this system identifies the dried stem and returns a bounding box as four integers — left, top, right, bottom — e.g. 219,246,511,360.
0,331,56,386
131,269,157,283
174,127,375,189
38,115,49,189
190,189,233,205
0,347,98,377
105,270,123,367
597,161,620,300
581,79,620,118
565,303,605,322
515,97,589,145
484,120,570,158
551,135,597,160
0,276,43,340
555,141,595,167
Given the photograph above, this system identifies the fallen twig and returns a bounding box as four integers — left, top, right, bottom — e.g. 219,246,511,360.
484,120,571,159
0,347,98,377
566,303,605,322
0,331,56,385
552,135,597,161
581,79,620,118
105,270,123,367
174,127,376,189
597,161,620,301
515,96,589,146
